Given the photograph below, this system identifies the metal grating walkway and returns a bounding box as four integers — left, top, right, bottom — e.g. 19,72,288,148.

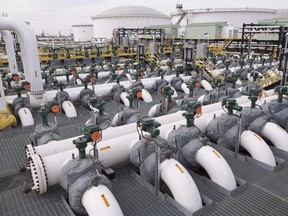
0,185,74,216
198,185,285,216
111,162,184,216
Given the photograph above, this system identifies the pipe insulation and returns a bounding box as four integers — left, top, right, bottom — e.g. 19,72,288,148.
6,74,191,105
81,185,124,216
26,93,278,158
29,119,237,193
1,30,18,75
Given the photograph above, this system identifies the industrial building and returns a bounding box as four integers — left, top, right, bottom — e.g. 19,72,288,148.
91,5,171,39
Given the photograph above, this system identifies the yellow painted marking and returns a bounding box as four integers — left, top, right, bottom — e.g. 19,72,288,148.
212,150,221,159
101,194,110,207
254,134,262,141
34,71,37,77
24,109,27,114
100,146,110,151
175,164,184,173
68,102,71,107
277,125,285,132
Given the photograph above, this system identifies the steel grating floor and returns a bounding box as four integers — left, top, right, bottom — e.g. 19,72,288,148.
2,94,288,215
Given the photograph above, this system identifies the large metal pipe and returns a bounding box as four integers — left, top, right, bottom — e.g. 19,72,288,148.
0,17,44,108
6,74,191,106
29,119,237,195
26,92,277,158
195,145,237,191
81,185,124,216
0,17,43,91
160,158,202,214
1,30,18,75
240,130,276,166
18,107,34,126
0,78,7,110
262,122,288,152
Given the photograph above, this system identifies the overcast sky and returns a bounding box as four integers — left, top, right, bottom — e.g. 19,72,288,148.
2,0,288,35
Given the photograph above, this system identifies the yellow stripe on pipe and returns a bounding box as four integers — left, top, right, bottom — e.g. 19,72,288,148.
277,125,285,132
101,194,110,207
175,164,184,173
100,146,110,151
254,134,262,141
212,150,221,159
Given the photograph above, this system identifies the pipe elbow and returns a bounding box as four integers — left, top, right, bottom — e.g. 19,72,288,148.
160,158,202,214
241,130,276,167
195,146,237,191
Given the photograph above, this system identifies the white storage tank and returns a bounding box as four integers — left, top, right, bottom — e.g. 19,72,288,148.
72,24,94,42
91,5,171,39
171,5,278,30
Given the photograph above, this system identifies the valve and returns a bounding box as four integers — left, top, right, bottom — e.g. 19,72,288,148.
42,72,49,85
187,80,200,97
175,66,181,77
275,85,288,103
225,73,239,89
80,124,102,142
213,77,222,88
251,71,260,83
88,96,105,115
134,69,144,82
181,101,202,127
73,137,87,159
222,98,242,115
126,90,135,108
15,81,30,97
55,82,65,91
248,87,262,108
224,60,231,70
137,116,161,138
160,85,174,100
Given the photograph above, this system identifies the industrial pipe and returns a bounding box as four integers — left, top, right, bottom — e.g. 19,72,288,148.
18,107,34,126
200,80,213,91
262,122,288,152
29,120,236,193
6,74,191,106
240,130,276,167
26,93,277,158
195,145,237,191
0,78,6,110
160,158,202,214
81,185,124,216
0,17,43,90
62,101,77,118
1,30,18,75
181,83,190,94
120,92,130,107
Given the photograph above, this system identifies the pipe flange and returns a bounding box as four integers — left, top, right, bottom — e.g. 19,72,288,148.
25,144,36,159
28,89,46,96
29,154,47,195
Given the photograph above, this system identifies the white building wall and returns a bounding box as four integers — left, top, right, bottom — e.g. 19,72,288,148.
72,25,94,42
92,17,170,39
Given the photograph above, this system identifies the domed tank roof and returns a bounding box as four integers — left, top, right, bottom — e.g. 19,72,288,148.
92,5,170,19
